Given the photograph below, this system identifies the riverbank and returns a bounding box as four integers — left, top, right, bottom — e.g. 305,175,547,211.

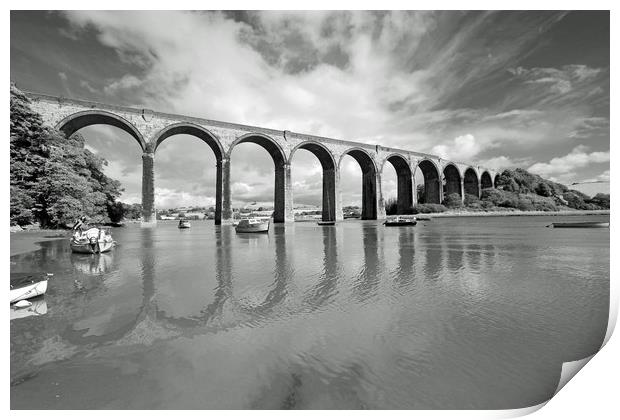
10,229,69,257
423,209,610,218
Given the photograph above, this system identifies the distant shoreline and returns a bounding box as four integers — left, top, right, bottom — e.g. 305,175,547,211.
420,209,610,218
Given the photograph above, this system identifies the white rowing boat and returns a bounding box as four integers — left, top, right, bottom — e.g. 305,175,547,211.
10,273,52,304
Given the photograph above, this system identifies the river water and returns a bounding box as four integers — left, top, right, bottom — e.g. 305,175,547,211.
10,215,609,409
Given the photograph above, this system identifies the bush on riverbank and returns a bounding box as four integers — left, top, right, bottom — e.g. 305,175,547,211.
442,193,462,208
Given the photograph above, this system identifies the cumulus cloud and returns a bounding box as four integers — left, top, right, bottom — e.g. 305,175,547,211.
431,134,487,162
45,11,609,207
528,145,609,178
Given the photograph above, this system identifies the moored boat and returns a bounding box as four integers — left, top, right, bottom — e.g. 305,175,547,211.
70,227,115,254
415,215,432,221
10,273,52,304
317,220,336,226
547,221,609,228
384,216,417,226
235,218,270,233
178,219,191,229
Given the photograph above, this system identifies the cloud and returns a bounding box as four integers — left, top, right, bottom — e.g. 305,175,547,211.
154,187,215,209
103,74,143,96
480,155,532,171
568,117,609,139
431,134,488,162
528,145,609,178
508,65,601,95
580,170,610,183
45,11,609,208
79,80,99,93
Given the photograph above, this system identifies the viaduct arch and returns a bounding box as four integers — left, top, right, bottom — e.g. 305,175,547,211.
26,91,497,225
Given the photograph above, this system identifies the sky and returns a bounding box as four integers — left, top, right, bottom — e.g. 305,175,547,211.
10,10,610,208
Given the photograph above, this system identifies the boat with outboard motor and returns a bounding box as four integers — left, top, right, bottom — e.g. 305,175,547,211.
178,219,191,229
384,215,417,226
235,218,270,233
70,227,115,254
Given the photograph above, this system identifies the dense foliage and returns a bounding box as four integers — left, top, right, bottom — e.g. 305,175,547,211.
10,85,135,228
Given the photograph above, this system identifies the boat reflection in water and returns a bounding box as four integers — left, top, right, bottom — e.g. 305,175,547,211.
10,296,47,321
70,252,114,275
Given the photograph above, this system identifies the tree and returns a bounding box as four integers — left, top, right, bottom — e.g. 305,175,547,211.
589,193,610,209
563,190,589,210
10,84,123,227
535,182,553,197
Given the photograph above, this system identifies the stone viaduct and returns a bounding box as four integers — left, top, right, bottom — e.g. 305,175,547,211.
26,92,499,226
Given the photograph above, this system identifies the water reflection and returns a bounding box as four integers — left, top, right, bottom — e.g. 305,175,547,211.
394,228,415,289
302,226,339,309
204,226,233,322
353,224,380,301
238,225,291,317
466,243,482,272
10,296,47,320
10,217,610,409
422,232,442,281
71,253,113,276
446,233,465,274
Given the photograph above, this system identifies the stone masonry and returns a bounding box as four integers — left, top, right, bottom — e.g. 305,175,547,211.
26,91,498,225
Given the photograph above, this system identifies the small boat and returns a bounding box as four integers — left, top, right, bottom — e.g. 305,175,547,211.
235,218,270,233
70,227,115,254
317,220,336,226
547,221,609,228
178,219,191,229
10,273,52,304
415,215,432,221
384,216,417,226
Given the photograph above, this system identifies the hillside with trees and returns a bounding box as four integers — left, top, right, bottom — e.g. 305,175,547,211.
386,168,609,215
10,84,140,228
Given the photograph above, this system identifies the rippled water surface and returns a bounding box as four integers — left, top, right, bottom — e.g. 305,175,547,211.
10,216,609,409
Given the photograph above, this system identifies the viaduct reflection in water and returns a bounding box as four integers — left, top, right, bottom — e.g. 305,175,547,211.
16,223,501,348
11,218,610,410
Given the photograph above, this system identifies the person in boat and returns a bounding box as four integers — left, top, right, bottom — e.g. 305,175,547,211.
72,216,89,243
72,216,88,235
